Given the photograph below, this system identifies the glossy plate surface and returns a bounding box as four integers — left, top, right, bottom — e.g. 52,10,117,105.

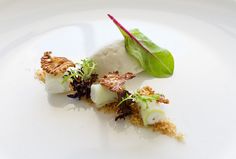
0,0,236,158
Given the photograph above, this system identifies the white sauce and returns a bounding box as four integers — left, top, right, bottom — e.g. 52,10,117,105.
91,40,143,76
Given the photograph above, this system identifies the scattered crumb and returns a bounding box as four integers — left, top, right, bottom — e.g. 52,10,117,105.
175,133,185,142
151,120,177,137
157,96,170,104
98,102,119,114
129,103,144,127
138,86,155,95
97,101,183,141
138,86,169,104
35,69,46,83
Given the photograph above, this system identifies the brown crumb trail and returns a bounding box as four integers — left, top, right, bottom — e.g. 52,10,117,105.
151,120,177,137
138,86,170,104
98,101,183,141
98,102,119,114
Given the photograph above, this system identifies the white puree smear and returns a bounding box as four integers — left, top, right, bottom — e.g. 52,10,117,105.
91,40,143,76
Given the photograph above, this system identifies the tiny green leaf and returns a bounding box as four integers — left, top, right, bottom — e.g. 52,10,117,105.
117,90,162,109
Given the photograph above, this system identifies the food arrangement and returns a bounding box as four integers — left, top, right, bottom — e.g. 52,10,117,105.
35,14,183,140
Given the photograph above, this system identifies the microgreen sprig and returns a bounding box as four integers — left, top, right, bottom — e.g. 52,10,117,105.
62,58,96,83
117,91,161,109
77,58,96,80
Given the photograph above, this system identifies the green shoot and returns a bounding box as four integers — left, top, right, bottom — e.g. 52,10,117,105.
62,58,96,83
117,90,161,109
77,58,96,80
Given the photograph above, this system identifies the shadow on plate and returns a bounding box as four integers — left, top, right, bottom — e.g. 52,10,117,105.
94,108,166,141
46,72,165,141
47,93,165,141
47,93,92,111
125,71,154,91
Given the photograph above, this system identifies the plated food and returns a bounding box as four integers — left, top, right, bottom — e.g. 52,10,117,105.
35,14,183,140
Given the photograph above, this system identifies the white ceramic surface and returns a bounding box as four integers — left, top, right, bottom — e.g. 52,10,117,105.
0,0,236,159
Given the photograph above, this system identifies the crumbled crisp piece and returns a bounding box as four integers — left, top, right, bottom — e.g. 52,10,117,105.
41,51,75,76
129,103,144,127
98,102,183,140
138,86,155,96
138,86,169,104
129,114,144,127
99,71,135,92
35,69,46,83
157,95,169,104
151,120,178,137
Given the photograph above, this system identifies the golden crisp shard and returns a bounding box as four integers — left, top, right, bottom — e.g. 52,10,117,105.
99,71,135,92
41,51,75,76
137,86,155,96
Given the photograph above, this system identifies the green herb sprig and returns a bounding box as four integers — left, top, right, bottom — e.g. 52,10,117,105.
62,58,96,83
117,91,162,109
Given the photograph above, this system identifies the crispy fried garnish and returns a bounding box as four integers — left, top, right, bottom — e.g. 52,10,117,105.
157,95,169,104
41,51,75,76
138,86,169,104
137,86,155,96
99,71,135,92
35,69,46,83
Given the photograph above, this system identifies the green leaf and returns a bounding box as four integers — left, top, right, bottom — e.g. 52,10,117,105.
108,14,174,78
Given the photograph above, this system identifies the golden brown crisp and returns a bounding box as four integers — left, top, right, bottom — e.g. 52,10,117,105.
157,95,169,104
99,71,135,92
138,86,169,104
41,51,75,76
137,86,155,96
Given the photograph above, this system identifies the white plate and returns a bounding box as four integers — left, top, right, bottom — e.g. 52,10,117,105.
0,0,236,159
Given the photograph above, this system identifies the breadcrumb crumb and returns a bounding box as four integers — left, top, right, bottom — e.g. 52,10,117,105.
129,104,144,127
35,69,46,83
98,101,183,141
98,102,119,113
137,86,155,96
151,120,177,137
138,86,169,104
